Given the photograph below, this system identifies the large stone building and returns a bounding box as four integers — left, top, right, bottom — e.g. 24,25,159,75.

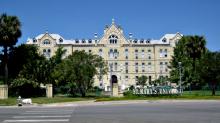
26,20,182,91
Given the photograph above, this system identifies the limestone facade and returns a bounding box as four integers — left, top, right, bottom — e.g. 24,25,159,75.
26,20,182,91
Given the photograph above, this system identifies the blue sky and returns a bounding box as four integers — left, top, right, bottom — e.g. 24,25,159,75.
0,0,219,51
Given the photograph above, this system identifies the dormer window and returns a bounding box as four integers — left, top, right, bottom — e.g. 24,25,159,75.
146,39,151,43
75,39,79,43
43,39,50,44
33,38,37,43
109,35,118,44
59,38,63,43
88,39,92,43
82,39,86,43
162,38,167,43
134,39,138,43
140,39,144,43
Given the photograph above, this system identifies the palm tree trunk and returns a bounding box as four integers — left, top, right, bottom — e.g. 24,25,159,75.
3,46,8,85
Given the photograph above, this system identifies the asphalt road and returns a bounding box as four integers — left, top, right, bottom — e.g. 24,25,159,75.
0,100,220,123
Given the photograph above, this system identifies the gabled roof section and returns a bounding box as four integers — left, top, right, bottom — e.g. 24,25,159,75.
97,19,130,45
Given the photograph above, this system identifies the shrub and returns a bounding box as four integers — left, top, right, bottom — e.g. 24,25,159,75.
9,78,45,97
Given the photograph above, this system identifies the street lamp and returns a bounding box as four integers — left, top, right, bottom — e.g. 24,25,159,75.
178,62,182,95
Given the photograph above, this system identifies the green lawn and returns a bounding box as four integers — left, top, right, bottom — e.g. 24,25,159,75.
183,90,220,96
0,97,94,106
0,97,17,106
96,95,220,102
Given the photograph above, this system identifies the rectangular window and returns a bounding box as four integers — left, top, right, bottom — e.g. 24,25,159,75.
165,62,168,72
164,49,168,57
135,62,138,73
125,49,128,59
114,49,118,59
160,62,163,73
141,49,145,58
125,62,128,66
142,63,145,72
148,62,151,71
126,69,128,73
159,49,163,57
114,62,117,71
125,62,128,73
109,49,113,58
135,49,138,59
147,50,151,59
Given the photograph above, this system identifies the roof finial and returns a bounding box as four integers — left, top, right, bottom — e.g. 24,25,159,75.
112,18,115,24
46,30,48,34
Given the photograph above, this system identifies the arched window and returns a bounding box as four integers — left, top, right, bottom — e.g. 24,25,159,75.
43,39,50,44
109,35,118,44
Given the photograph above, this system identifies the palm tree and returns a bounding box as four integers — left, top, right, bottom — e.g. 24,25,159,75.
0,13,21,84
185,35,206,72
185,35,206,91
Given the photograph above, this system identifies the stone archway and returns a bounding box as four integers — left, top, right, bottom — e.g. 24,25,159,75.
111,75,119,97
111,75,118,84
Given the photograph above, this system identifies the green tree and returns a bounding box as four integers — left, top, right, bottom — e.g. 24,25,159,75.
0,13,21,84
169,36,193,87
18,53,46,84
136,75,148,87
7,44,41,80
199,51,220,95
169,35,206,89
19,46,66,85
53,50,107,97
